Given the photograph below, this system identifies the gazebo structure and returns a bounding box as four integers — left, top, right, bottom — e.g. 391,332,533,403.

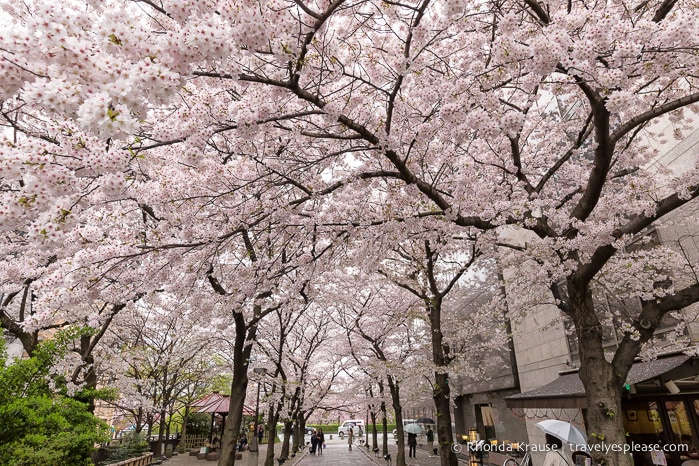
191,392,255,444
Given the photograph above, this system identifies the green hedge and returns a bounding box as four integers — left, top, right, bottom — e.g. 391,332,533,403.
304,424,397,433
277,423,399,434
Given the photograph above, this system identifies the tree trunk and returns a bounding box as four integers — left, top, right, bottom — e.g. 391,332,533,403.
155,407,167,457
572,287,633,466
381,395,389,456
280,420,293,460
264,403,280,466
297,411,307,452
218,311,256,466
294,410,306,453
135,408,145,433
219,376,248,466
370,410,378,451
428,298,458,466
387,375,406,466
433,372,457,466
179,406,190,453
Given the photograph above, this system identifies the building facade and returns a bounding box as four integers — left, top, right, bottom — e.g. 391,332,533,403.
452,124,699,466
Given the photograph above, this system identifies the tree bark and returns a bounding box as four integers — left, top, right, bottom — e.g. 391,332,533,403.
264,403,280,466
433,372,457,466
217,311,256,466
428,298,458,466
381,400,389,456
280,420,293,459
387,375,406,466
218,372,248,466
155,407,167,458
179,406,190,453
571,284,633,466
370,409,378,451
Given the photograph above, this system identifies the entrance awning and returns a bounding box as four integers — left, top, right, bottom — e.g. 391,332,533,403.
505,354,690,409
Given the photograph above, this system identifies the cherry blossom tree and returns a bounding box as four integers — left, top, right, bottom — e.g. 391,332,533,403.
331,228,504,466
329,269,425,466
97,294,216,455
378,236,481,466
254,297,345,462
2,2,699,466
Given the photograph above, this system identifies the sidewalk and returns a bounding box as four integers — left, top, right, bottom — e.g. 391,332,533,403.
297,443,376,465
347,441,471,466
151,438,470,466
160,442,307,466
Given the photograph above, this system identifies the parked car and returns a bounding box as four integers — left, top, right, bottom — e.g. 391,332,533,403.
281,426,315,436
338,420,365,439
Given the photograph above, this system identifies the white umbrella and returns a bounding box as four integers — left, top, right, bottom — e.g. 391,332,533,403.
404,423,423,434
535,420,587,447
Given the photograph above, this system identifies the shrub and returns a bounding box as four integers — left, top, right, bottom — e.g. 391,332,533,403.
99,432,151,465
0,335,109,466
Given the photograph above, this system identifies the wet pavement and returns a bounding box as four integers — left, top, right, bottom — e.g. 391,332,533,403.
155,436,467,466
158,442,306,466
297,443,379,465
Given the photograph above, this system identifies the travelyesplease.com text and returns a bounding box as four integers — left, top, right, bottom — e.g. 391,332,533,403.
451,441,688,455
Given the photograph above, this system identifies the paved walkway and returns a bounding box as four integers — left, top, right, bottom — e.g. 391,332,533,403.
297,443,376,465
157,443,306,466
299,441,469,466
151,439,468,466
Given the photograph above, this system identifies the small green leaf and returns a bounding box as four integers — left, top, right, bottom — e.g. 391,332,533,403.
108,33,122,45
107,106,120,121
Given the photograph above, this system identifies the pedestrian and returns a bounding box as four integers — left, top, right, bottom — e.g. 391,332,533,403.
348,426,354,451
316,428,325,455
238,433,248,451
408,432,417,458
257,424,264,444
426,427,435,456
310,428,318,454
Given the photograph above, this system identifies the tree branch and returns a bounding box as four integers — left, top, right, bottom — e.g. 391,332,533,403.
611,92,699,143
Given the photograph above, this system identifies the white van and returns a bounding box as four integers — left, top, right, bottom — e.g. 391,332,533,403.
337,419,365,439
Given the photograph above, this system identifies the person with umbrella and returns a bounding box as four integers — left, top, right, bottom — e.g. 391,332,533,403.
408,431,417,458
542,434,568,466
535,420,588,466
405,423,422,459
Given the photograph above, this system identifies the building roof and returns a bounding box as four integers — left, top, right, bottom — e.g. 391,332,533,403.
192,392,255,415
505,354,691,409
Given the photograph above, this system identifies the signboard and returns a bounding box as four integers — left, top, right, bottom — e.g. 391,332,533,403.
650,450,667,466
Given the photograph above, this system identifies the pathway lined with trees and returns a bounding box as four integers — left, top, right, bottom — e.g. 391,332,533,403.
0,1,698,466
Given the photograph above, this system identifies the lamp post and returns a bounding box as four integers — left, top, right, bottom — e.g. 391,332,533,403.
249,367,268,454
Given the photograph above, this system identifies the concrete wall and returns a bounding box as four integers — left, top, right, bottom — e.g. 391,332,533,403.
499,227,572,393
456,389,529,444
655,199,699,344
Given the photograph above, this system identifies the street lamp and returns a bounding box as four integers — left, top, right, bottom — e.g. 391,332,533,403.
249,367,268,453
